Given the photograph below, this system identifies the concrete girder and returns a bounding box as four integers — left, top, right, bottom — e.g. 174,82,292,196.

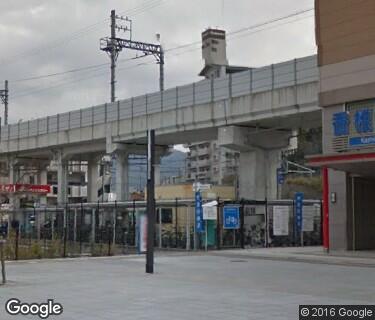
218,126,292,152
218,126,291,200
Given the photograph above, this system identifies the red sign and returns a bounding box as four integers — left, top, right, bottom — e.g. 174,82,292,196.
0,184,51,194
0,185,15,193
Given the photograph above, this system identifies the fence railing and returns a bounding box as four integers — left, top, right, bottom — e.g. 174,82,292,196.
0,198,322,260
0,55,318,142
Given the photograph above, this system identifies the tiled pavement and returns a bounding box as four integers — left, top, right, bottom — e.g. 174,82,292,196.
0,252,374,319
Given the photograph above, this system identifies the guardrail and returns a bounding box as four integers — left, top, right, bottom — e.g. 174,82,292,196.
1,55,318,142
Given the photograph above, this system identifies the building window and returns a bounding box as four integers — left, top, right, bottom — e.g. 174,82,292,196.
157,208,173,224
211,47,217,52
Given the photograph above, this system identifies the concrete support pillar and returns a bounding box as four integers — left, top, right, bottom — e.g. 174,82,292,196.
87,158,99,203
36,211,41,241
73,208,77,242
8,158,20,209
154,164,161,186
51,212,55,239
186,206,191,250
57,152,68,205
91,208,96,244
112,208,116,245
158,208,162,248
218,126,290,200
238,148,281,199
9,161,17,184
38,169,48,207
154,150,167,186
111,152,129,202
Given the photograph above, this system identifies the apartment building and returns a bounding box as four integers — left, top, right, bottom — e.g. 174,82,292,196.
186,141,239,184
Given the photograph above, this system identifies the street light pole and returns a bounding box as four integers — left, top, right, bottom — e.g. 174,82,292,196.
146,129,156,274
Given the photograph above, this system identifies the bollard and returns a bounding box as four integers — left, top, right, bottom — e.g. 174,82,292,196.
0,239,6,284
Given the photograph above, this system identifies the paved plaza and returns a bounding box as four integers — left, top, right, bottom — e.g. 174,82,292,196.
0,251,374,319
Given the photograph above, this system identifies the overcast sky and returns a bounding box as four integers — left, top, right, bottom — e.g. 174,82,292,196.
0,0,315,124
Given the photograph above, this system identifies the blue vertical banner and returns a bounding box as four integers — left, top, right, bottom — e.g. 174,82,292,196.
295,192,304,233
195,191,204,233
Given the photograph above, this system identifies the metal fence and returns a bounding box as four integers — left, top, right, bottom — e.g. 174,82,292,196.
0,198,322,260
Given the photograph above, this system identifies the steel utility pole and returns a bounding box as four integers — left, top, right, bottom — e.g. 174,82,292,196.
146,129,156,274
102,10,131,103
159,46,164,91
101,10,164,97
0,80,8,125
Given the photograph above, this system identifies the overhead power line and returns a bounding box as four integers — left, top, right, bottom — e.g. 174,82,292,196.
0,0,166,67
10,7,314,100
164,10,315,59
10,55,145,83
11,62,110,83
11,7,314,85
165,7,314,54
11,58,155,100
227,8,313,37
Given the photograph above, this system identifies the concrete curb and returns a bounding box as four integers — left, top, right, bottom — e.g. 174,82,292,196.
209,251,375,268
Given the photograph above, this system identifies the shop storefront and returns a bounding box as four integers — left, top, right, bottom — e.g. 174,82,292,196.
310,99,375,250
313,0,375,251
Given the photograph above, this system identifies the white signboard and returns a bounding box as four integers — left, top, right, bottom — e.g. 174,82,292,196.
302,206,316,232
202,201,217,220
193,182,211,192
273,206,289,236
108,193,117,202
138,213,148,253
203,206,217,220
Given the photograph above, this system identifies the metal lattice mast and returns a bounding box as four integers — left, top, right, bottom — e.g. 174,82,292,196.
101,10,132,103
110,10,117,103
101,10,164,99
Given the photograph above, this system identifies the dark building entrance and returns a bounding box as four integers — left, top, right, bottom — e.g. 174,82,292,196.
351,177,375,250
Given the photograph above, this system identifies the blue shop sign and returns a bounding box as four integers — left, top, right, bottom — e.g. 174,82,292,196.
354,109,373,134
223,206,240,229
332,112,349,137
333,108,375,137
349,135,375,147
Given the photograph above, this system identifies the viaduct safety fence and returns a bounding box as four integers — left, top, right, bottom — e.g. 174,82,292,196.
0,198,322,261
0,55,317,143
